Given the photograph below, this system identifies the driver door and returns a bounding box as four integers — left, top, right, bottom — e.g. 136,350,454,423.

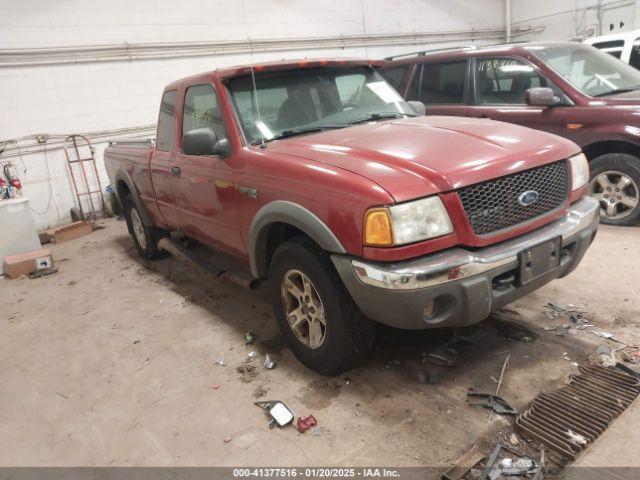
466,57,566,135
171,83,243,255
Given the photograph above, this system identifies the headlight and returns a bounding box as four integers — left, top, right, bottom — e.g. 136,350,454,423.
569,153,589,191
364,196,453,246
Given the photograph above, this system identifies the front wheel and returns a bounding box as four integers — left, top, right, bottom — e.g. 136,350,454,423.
268,238,375,375
589,153,640,226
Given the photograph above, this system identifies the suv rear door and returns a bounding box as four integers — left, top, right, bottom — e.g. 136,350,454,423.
404,59,470,116
466,56,565,135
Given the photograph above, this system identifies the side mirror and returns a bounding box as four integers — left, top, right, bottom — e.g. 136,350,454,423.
408,100,426,116
182,128,231,157
525,87,557,107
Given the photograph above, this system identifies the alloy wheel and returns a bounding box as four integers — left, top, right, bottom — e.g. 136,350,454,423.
281,269,327,349
589,170,639,220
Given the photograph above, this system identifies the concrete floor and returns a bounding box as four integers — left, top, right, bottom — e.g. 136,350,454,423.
1,219,639,473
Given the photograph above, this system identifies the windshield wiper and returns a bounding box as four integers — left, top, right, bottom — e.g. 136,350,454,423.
348,112,417,125
593,87,640,97
254,125,345,144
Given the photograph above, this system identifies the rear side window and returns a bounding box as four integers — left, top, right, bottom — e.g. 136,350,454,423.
475,57,553,105
592,39,624,59
408,61,467,104
182,84,228,150
379,65,408,91
157,90,177,152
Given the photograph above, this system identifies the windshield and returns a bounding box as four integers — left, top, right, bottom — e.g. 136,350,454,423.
227,66,415,144
532,43,640,97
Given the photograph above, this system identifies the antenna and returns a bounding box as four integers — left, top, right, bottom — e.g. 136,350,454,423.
250,65,266,149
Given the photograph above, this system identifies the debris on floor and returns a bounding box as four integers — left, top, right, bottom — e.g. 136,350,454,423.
28,266,58,278
214,359,227,367
244,330,256,345
515,363,640,464
296,414,318,433
423,326,485,367
263,354,276,369
254,400,294,429
467,391,517,415
247,351,257,359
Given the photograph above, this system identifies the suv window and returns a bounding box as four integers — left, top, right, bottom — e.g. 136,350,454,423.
475,58,549,105
157,90,177,152
408,61,467,104
182,84,228,152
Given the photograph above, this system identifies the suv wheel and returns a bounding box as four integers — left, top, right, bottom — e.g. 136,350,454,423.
269,237,375,375
589,153,640,226
123,198,165,259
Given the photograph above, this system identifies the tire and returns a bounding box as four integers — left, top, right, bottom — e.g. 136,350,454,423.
123,197,165,260
268,237,375,375
589,153,640,226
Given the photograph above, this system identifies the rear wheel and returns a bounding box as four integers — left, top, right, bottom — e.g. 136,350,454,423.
123,198,165,259
268,237,375,375
589,153,640,226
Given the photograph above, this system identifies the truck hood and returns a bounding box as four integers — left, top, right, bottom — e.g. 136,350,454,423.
269,116,579,202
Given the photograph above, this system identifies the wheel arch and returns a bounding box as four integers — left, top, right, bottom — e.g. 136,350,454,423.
114,170,154,227
249,201,346,278
583,140,640,162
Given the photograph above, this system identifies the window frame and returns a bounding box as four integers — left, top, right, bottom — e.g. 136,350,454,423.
407,59,471,105
470,55,570,107
180,82,229,157
156,89,177,152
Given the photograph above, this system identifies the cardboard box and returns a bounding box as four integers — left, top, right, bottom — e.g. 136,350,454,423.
3,249,53,279
45,221,92,243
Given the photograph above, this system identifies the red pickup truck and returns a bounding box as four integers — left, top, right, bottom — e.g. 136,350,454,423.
105,59,599,374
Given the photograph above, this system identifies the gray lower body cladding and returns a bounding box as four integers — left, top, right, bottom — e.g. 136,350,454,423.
331,197,600,330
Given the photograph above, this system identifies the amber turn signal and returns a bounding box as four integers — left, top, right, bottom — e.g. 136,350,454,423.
364,208,393,246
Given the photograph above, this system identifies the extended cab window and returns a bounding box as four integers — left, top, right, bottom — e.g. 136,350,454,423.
475,58,551,105
182,84,228,153
157,90,177,152
408,61,467,104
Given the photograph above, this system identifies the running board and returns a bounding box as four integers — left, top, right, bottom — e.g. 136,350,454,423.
157,237,259,290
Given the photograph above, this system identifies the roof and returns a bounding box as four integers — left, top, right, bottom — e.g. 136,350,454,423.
164,58,383,89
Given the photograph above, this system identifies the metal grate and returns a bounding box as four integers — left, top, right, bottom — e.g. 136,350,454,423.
515,364,640,463
458,160,569,235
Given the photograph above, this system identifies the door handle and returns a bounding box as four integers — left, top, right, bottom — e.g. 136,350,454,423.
171,166,181,177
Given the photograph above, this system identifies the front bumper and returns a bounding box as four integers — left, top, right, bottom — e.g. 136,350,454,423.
332,196,600,330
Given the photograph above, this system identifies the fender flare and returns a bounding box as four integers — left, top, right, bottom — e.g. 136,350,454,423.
249,201,346,278
114,169,154,227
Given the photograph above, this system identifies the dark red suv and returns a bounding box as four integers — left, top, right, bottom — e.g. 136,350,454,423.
381,41,640,225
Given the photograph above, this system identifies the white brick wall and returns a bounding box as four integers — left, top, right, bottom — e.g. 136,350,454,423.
0,0,506,230
512,0,640,41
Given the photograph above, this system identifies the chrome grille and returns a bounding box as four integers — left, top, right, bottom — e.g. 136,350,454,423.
458,160,569,235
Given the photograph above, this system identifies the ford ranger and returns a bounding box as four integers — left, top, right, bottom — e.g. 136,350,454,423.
105,59,599,375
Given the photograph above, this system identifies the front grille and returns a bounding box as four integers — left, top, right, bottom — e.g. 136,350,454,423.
458,160,569,235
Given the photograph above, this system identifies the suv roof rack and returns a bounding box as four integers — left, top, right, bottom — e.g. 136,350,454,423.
384,45,479,61
383,41,532,61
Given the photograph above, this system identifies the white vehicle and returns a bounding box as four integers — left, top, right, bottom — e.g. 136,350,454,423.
584,29,640,69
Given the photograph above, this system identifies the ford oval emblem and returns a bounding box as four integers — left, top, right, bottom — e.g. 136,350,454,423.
518,190,540,207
